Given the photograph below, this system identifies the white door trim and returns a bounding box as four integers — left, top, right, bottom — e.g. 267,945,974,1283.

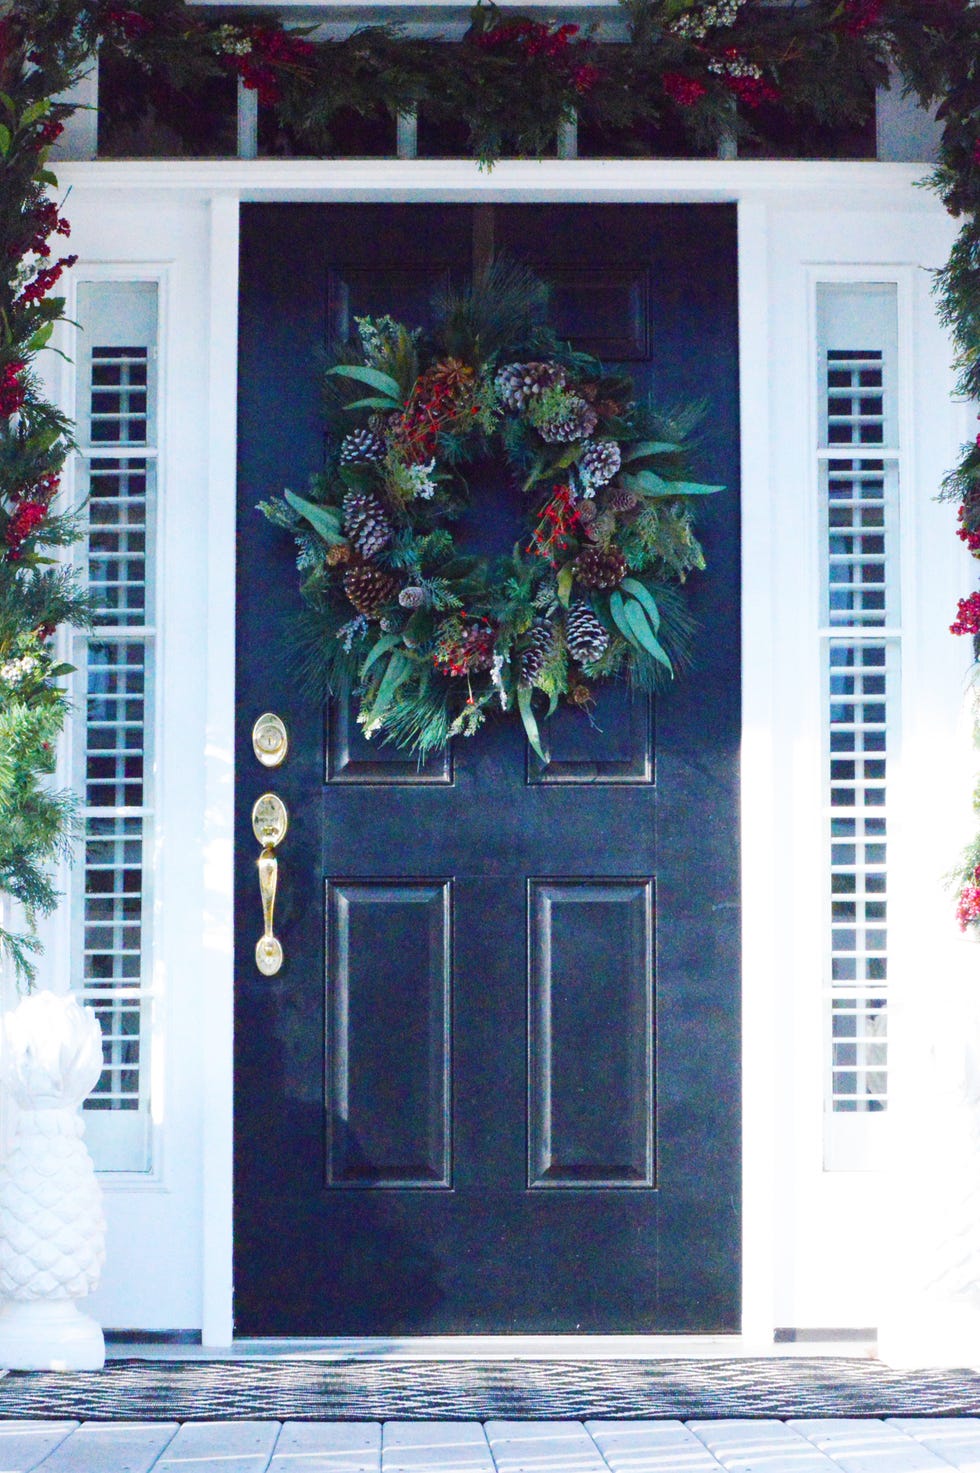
53,159,952,1351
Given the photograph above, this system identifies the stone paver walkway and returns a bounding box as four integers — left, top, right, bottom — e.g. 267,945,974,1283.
2,1417,980,1472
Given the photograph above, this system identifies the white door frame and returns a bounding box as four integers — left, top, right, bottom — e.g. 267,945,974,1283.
54,159,965,1352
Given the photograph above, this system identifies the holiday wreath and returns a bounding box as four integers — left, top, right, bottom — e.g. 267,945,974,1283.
260,263,721,762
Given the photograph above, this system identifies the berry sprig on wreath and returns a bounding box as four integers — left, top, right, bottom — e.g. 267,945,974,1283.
260,264,721,763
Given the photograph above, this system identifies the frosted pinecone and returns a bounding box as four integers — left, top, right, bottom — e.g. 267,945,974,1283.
573,544,628,589
495,361,566,412
340,428,386,464
343,490,393,557
520,621,555,685
343,564,400,617
0,1112,106,1300
566,601,610,663
579,439,622,490
537,396,599,444
398,585,427,610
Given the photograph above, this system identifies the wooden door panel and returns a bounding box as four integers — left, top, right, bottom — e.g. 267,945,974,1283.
235,202,740,1335
326,698,454,784
527,879,655,1188
527,687,654,784
326,879,452,1188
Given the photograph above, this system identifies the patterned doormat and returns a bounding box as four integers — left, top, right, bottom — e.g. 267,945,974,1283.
0,1359,979,1422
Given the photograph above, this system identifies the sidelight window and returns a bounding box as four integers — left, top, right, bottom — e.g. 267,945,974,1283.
817,283,900,1169
71,281,158,1173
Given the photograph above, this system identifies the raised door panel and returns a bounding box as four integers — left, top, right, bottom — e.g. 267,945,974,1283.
327,880,452,1187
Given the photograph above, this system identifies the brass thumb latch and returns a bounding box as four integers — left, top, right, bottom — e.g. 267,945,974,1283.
252,792,288,977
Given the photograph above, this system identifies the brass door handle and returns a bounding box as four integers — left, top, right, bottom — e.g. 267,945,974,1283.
252,793,288,976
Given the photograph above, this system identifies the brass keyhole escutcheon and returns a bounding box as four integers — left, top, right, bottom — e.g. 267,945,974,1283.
252,793,288,976
252,712,288,768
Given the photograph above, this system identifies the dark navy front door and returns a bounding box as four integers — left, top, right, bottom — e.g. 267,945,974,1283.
234,204,741,1335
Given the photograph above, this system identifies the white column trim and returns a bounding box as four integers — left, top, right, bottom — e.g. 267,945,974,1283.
201,193,240,1347
737,196,778,1345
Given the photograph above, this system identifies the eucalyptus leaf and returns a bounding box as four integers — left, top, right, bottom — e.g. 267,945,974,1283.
556,564,574,608
618,469,669,496
661,480,724,497
622,598,673,670
0,124,11,157
344,394,403,412
368,650,412,725
327,363,403,400
608,590,637,646
283,488,345,545
360,633,402,679
517,685,549,765
622,440,680,462
620,577,661,632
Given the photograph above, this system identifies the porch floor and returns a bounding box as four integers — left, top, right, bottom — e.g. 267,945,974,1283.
4,1415,980,1471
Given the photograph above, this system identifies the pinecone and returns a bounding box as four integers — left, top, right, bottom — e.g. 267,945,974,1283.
538,397,599,444
573,545,628,589
398,585,427,610
343,491,393,557
577,499,598,525
456,625,495,672
495,361,566,412
339,428,386,464
605,486,639,512
520,621,555,685
437,621,496,675
343,564,400,617
579,439,622,489
566,602,610,663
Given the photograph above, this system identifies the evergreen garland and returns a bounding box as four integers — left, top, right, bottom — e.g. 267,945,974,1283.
6,0,980,930
0,14,93,981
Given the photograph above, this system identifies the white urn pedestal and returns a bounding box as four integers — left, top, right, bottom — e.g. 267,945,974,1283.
0,991,106,1370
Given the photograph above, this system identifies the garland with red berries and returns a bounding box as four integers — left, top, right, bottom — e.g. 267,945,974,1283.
260,269,719,761
6,0,980,940
0,15,93,981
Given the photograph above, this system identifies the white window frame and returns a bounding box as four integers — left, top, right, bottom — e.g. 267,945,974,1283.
56,263,173,1189
808,265,916,1173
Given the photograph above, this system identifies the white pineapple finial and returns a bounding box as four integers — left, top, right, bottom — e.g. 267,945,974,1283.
0,991,107,1370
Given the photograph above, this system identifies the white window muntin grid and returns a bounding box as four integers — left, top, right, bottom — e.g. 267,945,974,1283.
816,280,901,1165
71,282,159,1170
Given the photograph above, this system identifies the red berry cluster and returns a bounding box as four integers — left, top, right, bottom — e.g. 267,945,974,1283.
38,118,64,146
957,504,980,553
717,52,780,107
950,590,980,635
474,19,598,92
663,73,708,107
18,254,77,307
476,19,581,58
222,27,316,108
956,868,980,931
104,9,154,42
434,617,496,677
0,361,26,417
5,500,47,561
528,486,580,564
396,361,477,462
23,199,70,259
842,0,884,34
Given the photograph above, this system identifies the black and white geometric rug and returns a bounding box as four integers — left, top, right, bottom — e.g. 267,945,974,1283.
0,1359,979,1421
